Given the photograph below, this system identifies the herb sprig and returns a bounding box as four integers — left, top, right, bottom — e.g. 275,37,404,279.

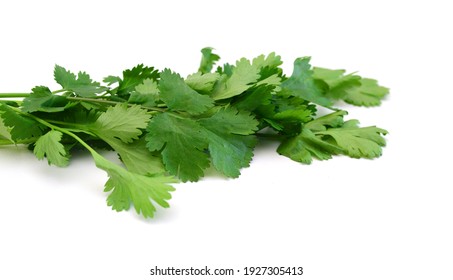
0,48,389,218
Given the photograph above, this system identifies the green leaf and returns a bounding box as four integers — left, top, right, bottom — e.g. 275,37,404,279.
205,133,257,178
313,67,349,88
198,47,220,74
253,53,284,89
22,86,70,113
200,107,259,135
105,136,165,176
232,84,274,112
116,64,159,97
317,120,388,158
258,93,316,132
313,67,389,106
256,74,282,88
0,116,12,143
158,69,214,114
146,108,259,180
343,78,389,106
89,104,150,143
314,70,361,100
211,58,260,100
199,107,258,177
128,79,159,107
304,110,347,132
185,72,220,94
128,93,156,107
54,65,106,98
0,103,46,141
135,78,159,95
273,109,313,123
61,106,100,125
252,52,283,70
278,111,348,163
103,75,121,86
281,57,332,107
146,113,210,182
278,128,342,164
278,110,387,163
33,130,69,167
91,152,176,218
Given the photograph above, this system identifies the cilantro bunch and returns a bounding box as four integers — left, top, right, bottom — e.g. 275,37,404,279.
0,48,388,218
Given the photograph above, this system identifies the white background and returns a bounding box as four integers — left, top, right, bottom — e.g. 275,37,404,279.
0,0,452,279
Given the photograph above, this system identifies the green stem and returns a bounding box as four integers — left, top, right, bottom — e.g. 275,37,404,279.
67,96,119,106
256,132,284,140
52,89,66,94
44,119,97,135
66,96,167,112
0,139,14,145
22,111,98,154
4,106,94,154
0,137,37,146
0,93,30,98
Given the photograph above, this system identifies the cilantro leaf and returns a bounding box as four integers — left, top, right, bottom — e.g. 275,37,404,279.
116,64,159,97
232,84,274,112
198,47,220,74
273,108,313,123
22,86,70,113
0,103,46,141
281,57,332,107
278,111,387,163
316,120,388,158
313,67,352,88
211,58,260,100
91,152,176,218
158,69,214,114
0,116,12,143
89,104,150,143
185,72,220,94
135,78,159,95
199,107,259,177
201,107,259,135
54,65,106,98
257,93,316,133
146,113,210,182
105,137,165,176
304,110,347,131
128,78,159,107
278,128,342,164
33,130,69,167
252,52,283,70
204,133,257,178
253,53,283,90
313,67,389,106
146,108,259,179
103,75,122,86
343,78,389,107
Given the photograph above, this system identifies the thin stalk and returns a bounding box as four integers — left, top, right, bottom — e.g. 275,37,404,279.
20,110,97,154
66,96,167,112
43,119,97,136
0,138,37,146
256,132,284,140
0,100,23,104
66,96,120,106
0,139,14,145
51,89,67,94
0,93,30,98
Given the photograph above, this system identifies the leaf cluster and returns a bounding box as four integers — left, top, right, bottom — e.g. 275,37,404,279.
0,48,388,218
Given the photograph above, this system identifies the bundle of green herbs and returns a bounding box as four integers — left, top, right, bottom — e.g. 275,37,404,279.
0,48,388,218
